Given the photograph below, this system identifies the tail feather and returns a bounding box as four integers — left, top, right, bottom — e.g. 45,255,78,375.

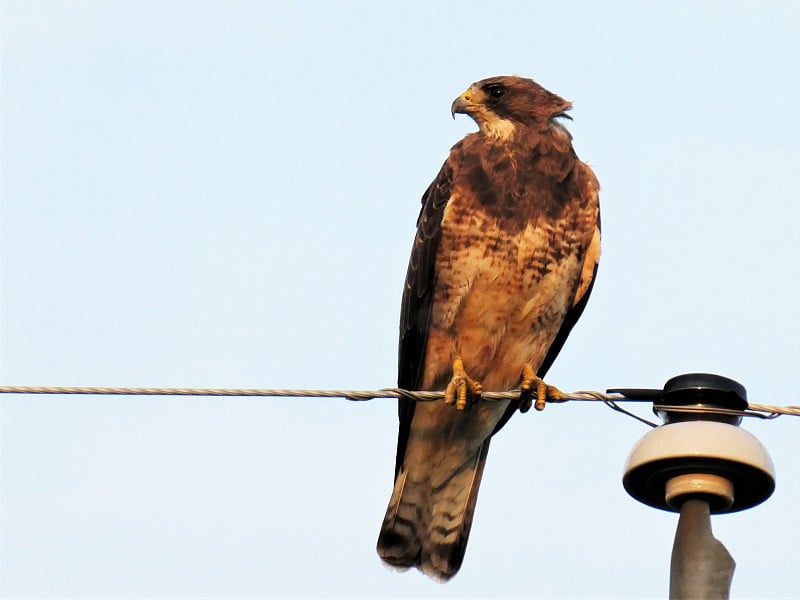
377,439,491,580
376,469,424,569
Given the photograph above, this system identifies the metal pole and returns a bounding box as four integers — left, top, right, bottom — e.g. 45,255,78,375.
669,498,735,600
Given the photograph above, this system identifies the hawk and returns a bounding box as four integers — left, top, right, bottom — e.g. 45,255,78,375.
376,76,601,580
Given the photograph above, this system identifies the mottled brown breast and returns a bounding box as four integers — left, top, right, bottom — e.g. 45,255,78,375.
421,127,599,393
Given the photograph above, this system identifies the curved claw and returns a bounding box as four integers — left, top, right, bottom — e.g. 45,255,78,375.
519,363,564,412
443,358,482,410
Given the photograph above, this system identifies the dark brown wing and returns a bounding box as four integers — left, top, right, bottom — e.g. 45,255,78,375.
393,160,454,476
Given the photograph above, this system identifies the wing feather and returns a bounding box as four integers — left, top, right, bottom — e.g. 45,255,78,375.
393,160,454,475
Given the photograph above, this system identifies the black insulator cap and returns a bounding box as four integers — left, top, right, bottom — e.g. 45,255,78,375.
610,372,749,426
662,373,747,409
659,373,748,425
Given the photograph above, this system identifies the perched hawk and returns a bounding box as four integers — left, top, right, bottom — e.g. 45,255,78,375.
376,76,601,580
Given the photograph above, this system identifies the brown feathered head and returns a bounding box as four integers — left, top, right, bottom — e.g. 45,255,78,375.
451,76,573,140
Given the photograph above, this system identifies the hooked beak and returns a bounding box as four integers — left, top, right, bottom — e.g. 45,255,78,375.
451,89,476,119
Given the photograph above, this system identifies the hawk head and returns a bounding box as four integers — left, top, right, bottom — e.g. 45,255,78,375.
451,76,573,140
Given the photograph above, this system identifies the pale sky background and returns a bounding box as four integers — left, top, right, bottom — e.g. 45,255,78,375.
2,1,799,598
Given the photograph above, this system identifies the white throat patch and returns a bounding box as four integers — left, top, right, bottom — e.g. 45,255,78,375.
481,118,517,141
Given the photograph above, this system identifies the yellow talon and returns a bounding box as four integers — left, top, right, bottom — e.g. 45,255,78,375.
443,357,482,410
519,363,564,412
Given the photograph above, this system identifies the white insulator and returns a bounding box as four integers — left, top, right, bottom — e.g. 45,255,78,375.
623,421,775,513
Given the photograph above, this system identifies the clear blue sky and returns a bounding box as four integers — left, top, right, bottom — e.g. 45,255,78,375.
2,1,799,598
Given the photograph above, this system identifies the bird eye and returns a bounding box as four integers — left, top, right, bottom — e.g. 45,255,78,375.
485,84,505,99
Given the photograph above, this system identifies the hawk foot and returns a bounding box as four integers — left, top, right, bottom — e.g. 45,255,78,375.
519,363,564,412
444,357,483,410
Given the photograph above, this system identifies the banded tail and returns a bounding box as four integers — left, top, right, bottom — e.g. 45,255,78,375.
376,439,491,580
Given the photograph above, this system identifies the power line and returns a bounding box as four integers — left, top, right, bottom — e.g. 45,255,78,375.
0,385,603,401
1,385,797,424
